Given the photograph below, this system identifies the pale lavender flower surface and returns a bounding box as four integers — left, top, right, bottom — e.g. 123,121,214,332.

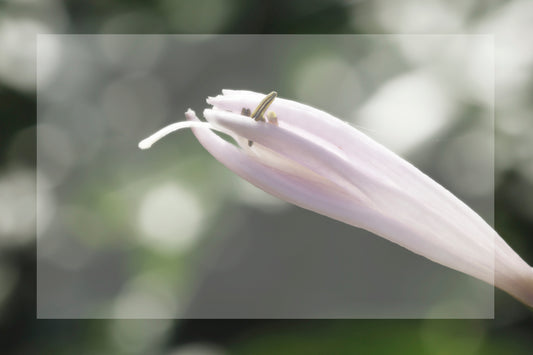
139,89,533,308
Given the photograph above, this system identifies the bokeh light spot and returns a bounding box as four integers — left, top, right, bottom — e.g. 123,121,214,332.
138,183,204,253
355,70,452,154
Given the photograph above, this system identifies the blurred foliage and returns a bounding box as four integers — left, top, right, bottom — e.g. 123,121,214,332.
1,0,533,354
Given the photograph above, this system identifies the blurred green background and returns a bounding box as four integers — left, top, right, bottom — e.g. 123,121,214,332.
2,0,533,354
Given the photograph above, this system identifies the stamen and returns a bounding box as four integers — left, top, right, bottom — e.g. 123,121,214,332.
251,91,277,121
267,111,278,126
246,91,278,147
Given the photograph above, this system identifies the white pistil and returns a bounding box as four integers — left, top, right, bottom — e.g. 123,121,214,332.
138,119,213,150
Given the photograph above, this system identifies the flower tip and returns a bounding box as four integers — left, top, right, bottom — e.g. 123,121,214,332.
185,108,197,120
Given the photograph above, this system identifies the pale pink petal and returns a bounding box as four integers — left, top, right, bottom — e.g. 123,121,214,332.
203,108,498,282
203,99,533,306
